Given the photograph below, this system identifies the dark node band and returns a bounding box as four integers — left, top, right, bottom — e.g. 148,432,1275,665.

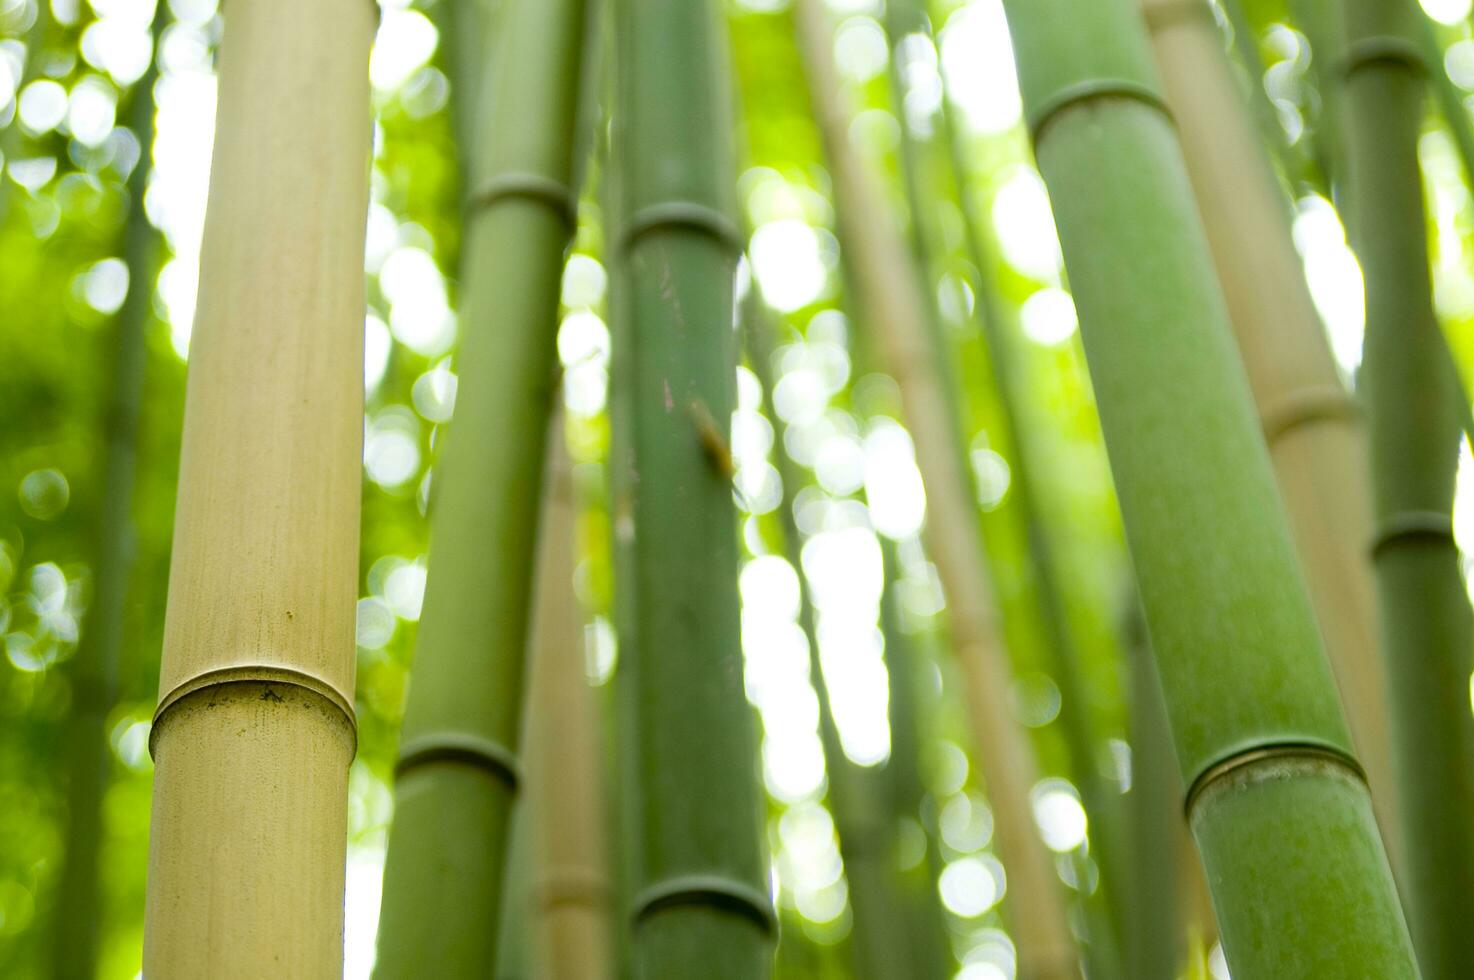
394,732,522,790
1371,510,1455,558
466,171,579,230
1260,385,1360,444
1337,36,1427,79
1028,78,1173,144
632,874,777,935
620,201,745,255
151,667,358,759
1185,742,1366,819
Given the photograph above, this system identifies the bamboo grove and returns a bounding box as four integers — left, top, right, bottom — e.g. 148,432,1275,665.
13,0,1474,977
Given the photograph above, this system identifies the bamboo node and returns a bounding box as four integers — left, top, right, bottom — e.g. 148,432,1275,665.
1370,510,1454,558
1184,742,1365,819
394,732,522,789
620,201,745,256
632,874,777,935
1026,78,1172,144
1337,36,1427,79
1260,385,1359,444
150,667,357,758
466,171,578,229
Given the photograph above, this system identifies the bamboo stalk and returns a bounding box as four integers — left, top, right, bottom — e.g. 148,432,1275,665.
1000,0,1418,975
607,0,773,974
374,0,590,974
1117,602,1186,980
525,414,612,980
917,4,1137,969
1417,12,1474,214
1337,2,1474,976
141,0,373,975
48,12,165,978
1139,0,1399,868
791,3,1079,976
742,289,925,980
876,542,954,980
1216,0,1320,187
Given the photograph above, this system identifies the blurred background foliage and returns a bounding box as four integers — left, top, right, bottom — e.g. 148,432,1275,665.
4,0,1474,976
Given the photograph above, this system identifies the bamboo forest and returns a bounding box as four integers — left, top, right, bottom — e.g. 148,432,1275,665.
15,0,1474,976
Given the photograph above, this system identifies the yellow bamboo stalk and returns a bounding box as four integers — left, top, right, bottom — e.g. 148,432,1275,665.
1139,0,1398,861
792,3,1077,976
525,413,611,980
141,0,374,976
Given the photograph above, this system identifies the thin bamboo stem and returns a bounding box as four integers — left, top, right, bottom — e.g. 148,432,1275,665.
876,542,954,979
1117,603,1186,980
792,3,1078,976
920,5,1135,969
1337,2,1474,976
1001,0,1417,974
1140,0,1399,868
743,288,927,980
373,0,589,972
141,0,373,975
525,414,612,980
49,11,165,978
608,0,773,975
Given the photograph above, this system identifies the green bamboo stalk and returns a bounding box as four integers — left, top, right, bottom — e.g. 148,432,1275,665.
374,0,589,974
495,802,535,980
1000,0,1418,975
742,287,926,980
1417,12,1474,210
1281,0,1346,189
1139,0,1400,869
791,2,1079,975
1337,2,1474,976
1216,0,1320,188
428,0,497,172
607,0,773,976
48,10,166,978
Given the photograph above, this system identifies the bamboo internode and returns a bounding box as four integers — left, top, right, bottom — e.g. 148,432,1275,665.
1002,0,1418,974
141,0,374,974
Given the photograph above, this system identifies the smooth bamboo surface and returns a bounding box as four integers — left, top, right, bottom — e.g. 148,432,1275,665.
609,0,774,974
373,0,590,973
792,3,1078,976
141,4,372,974
1001,0,1417,975
526,418,612,980
1139,0,1399,864
1338,2,1474,975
